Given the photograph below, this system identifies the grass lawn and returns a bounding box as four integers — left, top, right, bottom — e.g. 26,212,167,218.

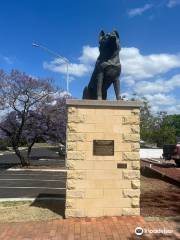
0,200,65,222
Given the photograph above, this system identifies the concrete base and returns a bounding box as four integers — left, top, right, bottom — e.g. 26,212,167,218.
65,100,141,218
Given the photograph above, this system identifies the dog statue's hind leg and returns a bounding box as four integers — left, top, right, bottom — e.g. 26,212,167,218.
82,86,89,99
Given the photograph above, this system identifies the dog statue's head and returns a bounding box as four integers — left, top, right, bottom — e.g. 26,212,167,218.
99,30,120,56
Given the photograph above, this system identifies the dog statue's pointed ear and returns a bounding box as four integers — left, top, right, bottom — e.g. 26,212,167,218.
99,30,105,42
112,30,119,38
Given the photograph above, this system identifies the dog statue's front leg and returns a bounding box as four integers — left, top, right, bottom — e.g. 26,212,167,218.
113,78,121,100
97,72,103,100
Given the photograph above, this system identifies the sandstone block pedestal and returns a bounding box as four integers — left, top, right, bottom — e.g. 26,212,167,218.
65,100,141,218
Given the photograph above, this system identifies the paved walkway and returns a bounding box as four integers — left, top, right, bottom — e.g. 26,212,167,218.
0,216,179,240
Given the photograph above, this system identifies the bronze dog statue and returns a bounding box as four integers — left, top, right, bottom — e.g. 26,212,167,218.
83,30,121,100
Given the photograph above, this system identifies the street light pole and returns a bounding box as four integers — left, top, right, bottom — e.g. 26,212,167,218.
32,42,70,92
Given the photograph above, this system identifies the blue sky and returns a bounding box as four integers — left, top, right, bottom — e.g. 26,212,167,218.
0,0,180,113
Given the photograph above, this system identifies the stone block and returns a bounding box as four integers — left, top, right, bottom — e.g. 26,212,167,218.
103,179,122,189
131,125,140,134
122,208,140,216
131,161,140,170
78,107,96,116
66,199,75,208
118,180,132,189
86,170,122,180
122,116,139,125
103,189,123,198
85,208,103,217
86,180,104,189
123,189,140,198
93,161,117,170
131,109,140,115
68,107,77,114
104,198,131,208
65,208,85,218
76,142,91,151
67,190,85,198
123,170,140,180
123,152,139,161
77,199,105,208
114,109,132,116
95,108,115,116
68,133,86,142
131,143,140,152
93,155,115,161
66,179,85,190
67,170,85,180
95,123,113,133
131,180,140,189
113,125,130,134
66,142,76,151
104,208,122,216
67,123,77,133
86,189,103,198
85,132,105,142
77,123,96,133
67,160,94,170
123,134,140,143
116,143,131,152
131,198,140,208
68,114,86,124
67,151,85,161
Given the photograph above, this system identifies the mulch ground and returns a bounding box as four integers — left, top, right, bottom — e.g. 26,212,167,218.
140,166,180,217
0,216,179,240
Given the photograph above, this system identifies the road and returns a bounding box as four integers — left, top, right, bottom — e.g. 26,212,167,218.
0,169,66,199
0,147,66,199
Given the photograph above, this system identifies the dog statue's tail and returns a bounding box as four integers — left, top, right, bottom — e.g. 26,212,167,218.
82,86,89,99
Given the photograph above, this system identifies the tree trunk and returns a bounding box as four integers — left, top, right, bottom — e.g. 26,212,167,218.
12,143,29,167
27,138,37,166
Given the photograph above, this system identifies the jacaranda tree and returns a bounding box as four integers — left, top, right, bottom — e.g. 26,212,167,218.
0,69,69,166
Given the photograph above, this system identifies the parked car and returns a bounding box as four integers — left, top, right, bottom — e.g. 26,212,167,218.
163,143,180,167
58,145,66,156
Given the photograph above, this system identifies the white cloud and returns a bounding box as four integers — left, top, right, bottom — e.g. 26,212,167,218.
165,105,180,114
120,47,180,84
143,93,180,114
134,74,180,94
167,0,180,8
145,93,176,106
127,4,153,17
43,60,91,77
43,45,97,78
79,46,99,64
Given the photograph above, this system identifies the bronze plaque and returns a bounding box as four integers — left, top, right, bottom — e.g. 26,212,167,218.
93,140,114,156
117,163,127,169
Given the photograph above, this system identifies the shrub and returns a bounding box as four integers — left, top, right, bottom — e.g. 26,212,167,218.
0,139,9,151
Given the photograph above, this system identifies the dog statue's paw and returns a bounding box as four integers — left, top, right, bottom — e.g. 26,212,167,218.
97,96,102,100
117,95,122,100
